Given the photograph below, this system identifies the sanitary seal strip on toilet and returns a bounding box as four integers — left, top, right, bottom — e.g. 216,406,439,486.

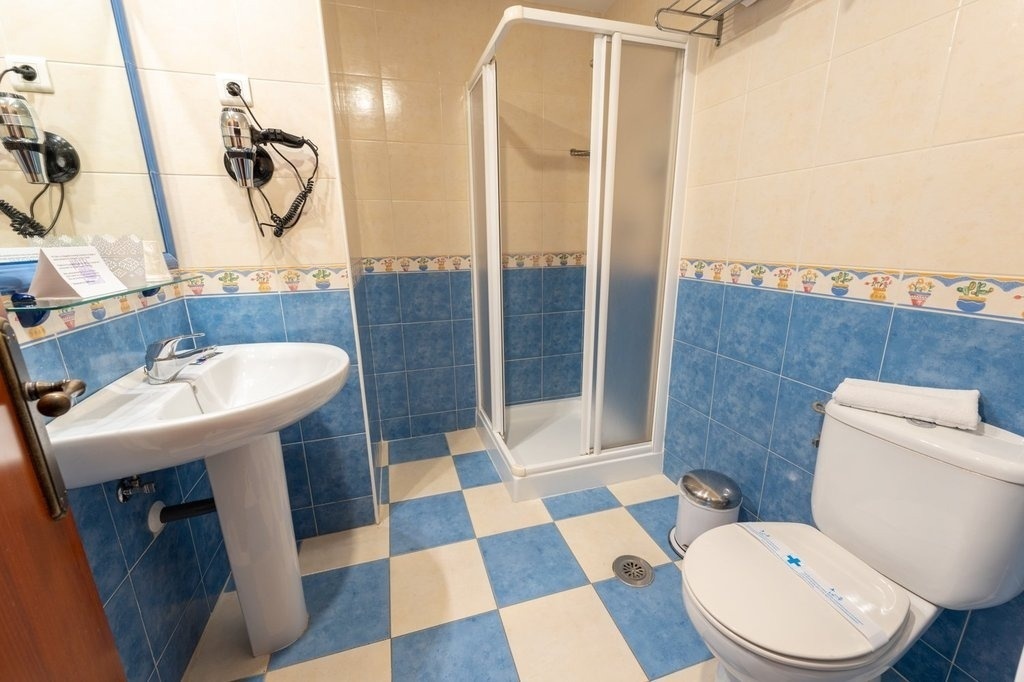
738,524,888,649
682,522,911,662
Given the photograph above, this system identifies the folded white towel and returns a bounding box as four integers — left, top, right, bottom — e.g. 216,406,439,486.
832,378,981,431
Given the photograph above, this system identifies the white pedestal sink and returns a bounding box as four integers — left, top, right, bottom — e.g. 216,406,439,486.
47,342,351,655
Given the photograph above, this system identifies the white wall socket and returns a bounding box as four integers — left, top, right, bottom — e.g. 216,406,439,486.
216,73,253,107
4,56,54,94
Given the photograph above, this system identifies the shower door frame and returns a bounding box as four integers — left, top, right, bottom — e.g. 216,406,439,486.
468,5,696,499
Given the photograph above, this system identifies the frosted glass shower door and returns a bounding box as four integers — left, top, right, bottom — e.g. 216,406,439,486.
469,63,504,435
593,36,682,452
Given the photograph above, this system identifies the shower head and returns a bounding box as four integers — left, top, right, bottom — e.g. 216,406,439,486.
0,92,48,184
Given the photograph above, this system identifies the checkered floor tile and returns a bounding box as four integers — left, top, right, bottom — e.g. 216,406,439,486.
184,429,715,681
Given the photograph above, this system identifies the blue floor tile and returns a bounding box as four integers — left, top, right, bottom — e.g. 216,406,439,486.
453,451,501,489
268,559,390,670
391,611,518,682
626,496,679,559
389,433,451,464
542,487,620,520
594,563,711,678
390,492,475,555
479,524,588,607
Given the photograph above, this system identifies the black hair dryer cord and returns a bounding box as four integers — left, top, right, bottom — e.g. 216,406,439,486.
0,199,47,238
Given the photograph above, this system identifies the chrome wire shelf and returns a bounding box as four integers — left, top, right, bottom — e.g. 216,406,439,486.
654,0,749,45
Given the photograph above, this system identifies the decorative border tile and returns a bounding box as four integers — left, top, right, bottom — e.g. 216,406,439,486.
180,264,350,295
501,252,586,269
361,256,472,273
679,256,1024,323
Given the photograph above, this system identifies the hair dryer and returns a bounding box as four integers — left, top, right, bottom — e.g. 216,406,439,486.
220,107,272,188
0,92,48,183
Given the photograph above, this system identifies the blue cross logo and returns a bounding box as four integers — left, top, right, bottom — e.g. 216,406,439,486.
786,555,802,567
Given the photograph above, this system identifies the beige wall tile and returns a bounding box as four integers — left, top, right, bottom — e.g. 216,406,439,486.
123,0,243,73
392,200,448,255
501,202,544,253
694,33,753,112
680,182,735,260
933,0,1024,145
441,84,469,144
236,0,328,83
800,152,927,270
250,78,339,179
376,10,440,83
542,153,589,204
747,0,838,90
500,587,646,682
499,89,545,150
495,25,544,94
443,145,470,201
729,171,811,264
737,65,827,178
542,202,588,253
815,13,955,165
500,146,543,202
0,0,123,67
390,540,496,636
446,200,471,253
139,70,225,176
337,76,387,141
323,4,380,77
164,175,264,268
51,173,162,244
349,141,392,199
541,91,591,152
540,27,593,96
263,178,349,265
357,200,396,256
908,135,1024,276
388,142,446,201
686,96,745,186
383,79,443,143
833,0,958,56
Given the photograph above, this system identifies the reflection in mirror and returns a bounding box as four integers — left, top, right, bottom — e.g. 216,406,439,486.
0,0,163,250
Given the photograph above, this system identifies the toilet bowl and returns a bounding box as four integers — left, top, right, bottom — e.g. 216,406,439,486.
681,523,938,682
678,401,1024,682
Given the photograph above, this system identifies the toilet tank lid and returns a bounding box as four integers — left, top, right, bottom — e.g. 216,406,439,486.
825,401,1024,484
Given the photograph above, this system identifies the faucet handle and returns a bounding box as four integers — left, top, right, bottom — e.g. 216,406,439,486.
146,333,205,365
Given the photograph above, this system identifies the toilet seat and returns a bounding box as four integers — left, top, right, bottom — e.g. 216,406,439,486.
682,523,912,670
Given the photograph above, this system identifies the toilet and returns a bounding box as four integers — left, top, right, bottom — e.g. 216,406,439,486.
681,400,1024,682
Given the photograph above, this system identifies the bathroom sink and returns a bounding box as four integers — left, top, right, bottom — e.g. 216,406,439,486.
48,342,350,488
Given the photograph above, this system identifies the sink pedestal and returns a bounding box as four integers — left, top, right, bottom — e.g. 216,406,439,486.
205,433,308,656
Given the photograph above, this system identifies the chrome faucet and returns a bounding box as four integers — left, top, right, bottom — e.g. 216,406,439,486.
145,333,219,384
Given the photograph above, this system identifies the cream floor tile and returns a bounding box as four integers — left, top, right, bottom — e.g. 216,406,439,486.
446,428,485,455
608,474,680,506
557,508,672,582
390,539,497,637
655,659,718,681
298,506,390,574
463,483,552,537
183,592,268,681
500,585,647,682
265,640,390,681
388,456,460,502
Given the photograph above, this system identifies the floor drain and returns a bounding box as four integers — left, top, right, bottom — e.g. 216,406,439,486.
612,555,654,587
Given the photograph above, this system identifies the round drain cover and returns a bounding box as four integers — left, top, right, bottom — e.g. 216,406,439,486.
612,555,654,588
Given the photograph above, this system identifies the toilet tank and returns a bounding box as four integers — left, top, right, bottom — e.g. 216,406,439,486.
812,401,1024,610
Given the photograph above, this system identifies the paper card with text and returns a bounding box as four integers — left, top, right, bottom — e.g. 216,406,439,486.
28,246,126,300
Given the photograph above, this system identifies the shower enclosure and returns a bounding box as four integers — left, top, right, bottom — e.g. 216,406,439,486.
468,6,694,499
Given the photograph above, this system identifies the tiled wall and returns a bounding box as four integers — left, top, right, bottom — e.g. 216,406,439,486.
359,268,476,441
0,0,161,246
11,281,368,680
666,277,1024,682
503,265,585,405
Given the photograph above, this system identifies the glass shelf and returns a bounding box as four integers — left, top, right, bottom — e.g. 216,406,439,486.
3,277,185,327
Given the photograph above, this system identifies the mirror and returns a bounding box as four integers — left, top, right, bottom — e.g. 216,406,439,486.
0,0,165,251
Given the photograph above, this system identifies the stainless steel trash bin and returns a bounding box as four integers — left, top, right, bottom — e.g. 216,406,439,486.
670,469,742,557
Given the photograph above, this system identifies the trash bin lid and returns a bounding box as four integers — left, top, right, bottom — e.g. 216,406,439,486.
681,469,742,510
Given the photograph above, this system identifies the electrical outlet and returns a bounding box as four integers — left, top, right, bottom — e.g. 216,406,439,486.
4,55,54,94
216,73,253,107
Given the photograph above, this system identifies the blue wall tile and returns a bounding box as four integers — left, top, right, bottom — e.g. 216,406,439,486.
400,272,452,322
718,286,792,372
506,358,542,404
757,454,814,524
882,309,1024,435
407,367,457,414
542,266,585,312
769,379,829,473
369,324,405,373
664,398,708,472
403,321,454,370
305,434,373,504
455,364,477,410
376,371,410,419
59,314,145,398
104,579,155,681
282,290,356,351
675,279,724,352
185,294,287,345
542,353,582,398
131,522,203,656
670,340,716,415
283,443,312,509
313,495,376,534
953,590,1024,682
710,357,780,447
299,373,366,439
156,586,209,682
410,411,459,436
503,268,542,315
137,299,190,346
893,640,952,682
364,273,401,324
103,466,182,568
705,421,768,514
450,270,473,319
20,337,65,381
67,485,128,604
453,319,475,365
920,609,969,662
503,314,542,360
543,311,583,355
782,296,891,391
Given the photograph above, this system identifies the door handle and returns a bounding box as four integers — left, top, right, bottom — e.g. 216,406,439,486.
0,320,70,519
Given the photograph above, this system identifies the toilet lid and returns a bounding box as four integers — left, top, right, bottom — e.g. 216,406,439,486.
683,523,911,662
